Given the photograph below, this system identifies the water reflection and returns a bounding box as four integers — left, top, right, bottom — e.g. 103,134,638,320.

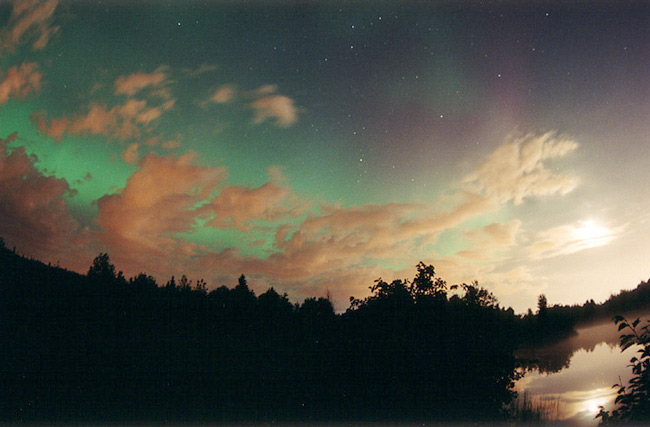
515,318,643,425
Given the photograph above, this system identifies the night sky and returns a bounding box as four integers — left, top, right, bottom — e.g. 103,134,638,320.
1,0,649,312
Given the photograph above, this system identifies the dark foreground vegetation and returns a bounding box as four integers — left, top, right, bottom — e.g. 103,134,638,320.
2,239,650,423
597,316,650,424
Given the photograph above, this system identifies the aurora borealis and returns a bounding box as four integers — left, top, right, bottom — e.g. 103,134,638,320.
1,0,649,312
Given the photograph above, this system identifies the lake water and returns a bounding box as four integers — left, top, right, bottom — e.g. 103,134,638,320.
514,315,646,425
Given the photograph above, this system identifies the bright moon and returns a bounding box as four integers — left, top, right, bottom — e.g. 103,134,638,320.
574,220,612,248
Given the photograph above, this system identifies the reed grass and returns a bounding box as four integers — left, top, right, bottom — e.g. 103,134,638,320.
508,390,562,423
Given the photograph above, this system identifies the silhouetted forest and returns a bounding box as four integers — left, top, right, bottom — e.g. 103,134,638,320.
1,238,649,423
518,280,650,347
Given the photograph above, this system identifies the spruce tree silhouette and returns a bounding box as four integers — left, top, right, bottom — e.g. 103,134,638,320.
87,253,116,281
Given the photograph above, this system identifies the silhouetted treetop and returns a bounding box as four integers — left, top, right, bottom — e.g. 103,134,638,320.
454,281,499,308
411,261,446,297
87,253,116,281
349,262,499,311
237,274,248,290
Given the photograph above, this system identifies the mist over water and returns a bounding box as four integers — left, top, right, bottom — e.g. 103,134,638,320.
515,315,648,424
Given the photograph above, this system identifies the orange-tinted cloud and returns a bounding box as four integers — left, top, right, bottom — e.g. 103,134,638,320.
0,0,59,54
204,181,304,232
251,94,299,127
68,102,118,135
211,84,236,104
188,131,581,307
33,98,175,141
95,152,227,273
0,132,79,262
115,69,167,96
0,127,585,311
462,220,521,250
0,62,42,104
32,67,174,142
161,139,181,149
194,199,475,304
30,112,69,141
197,198,463,288
121,143,139,165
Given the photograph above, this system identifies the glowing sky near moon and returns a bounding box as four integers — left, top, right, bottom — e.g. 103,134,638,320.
1,0,649,312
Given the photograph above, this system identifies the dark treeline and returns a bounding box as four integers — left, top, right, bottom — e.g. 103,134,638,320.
511,280,650,375
519,280,650,348
1,239,649,423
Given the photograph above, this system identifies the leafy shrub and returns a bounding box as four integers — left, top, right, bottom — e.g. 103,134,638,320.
597,315,650,423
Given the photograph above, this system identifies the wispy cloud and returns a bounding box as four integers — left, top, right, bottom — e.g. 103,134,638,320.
463,132,579,205
32,67,175,142
114,69,168,97
206,83,300,127
530,220,622,259
32,98,175,141
0,0,59,54
182,63,218,77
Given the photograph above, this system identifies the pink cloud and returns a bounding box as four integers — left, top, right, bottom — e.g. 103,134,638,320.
114,69,167,96
68,103,117,136
0,62,42,104
33,98,175,141
0,127,588,311
121,143,139,165
31,68,176,142
251,95,299,127
396,191,496,242
0,132,79,263
91,154,314,281
188,133,581,307
200,202,423,285
162,139,181,150
30,112,69,141
94,152,227,274
188,188,509,307
176,190,495,301
204,181,305,232
0,0,59,54
132,99,175,124
211,84,236,104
